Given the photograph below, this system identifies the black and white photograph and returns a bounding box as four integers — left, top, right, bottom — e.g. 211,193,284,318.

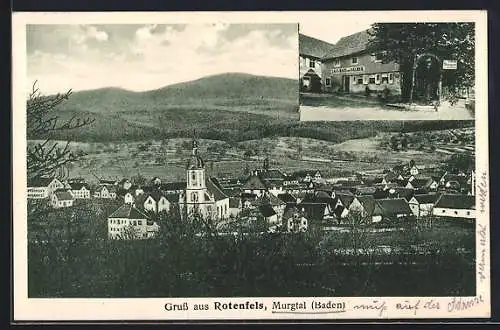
12,11,490,321
299,22,476,121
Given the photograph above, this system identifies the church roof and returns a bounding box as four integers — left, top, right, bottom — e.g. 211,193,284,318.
109,204,149,219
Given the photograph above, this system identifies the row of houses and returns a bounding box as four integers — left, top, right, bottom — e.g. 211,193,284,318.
28,140,476,240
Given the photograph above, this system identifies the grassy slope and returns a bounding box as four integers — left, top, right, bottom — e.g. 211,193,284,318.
29,72,474,143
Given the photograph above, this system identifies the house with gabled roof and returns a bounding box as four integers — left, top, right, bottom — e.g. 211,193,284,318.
107,204,159,240
408,193,441,218
349,195,381,223
375,198,414,223
242,174,268,197
94,185,117,199
138,190,171,213
433,194,475,219
298,192,337,223
51,190,74,208
27,177,65,199
321,29,401,94
68,182,91,199
299,33,335,92
334,193,356,219
252,192,287,222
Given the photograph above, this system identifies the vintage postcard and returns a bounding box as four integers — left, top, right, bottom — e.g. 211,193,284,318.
12,11,490,322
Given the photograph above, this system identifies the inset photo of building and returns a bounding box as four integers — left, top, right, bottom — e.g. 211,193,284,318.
299,22,476,121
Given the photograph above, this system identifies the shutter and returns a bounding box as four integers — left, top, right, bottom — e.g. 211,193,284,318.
363,75,368,85
375,74,381,85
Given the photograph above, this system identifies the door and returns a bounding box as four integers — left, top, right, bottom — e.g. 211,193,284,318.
343,75,350,92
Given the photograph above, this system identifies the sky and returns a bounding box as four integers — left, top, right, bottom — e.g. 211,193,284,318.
299,21,374,45
27,23,298,94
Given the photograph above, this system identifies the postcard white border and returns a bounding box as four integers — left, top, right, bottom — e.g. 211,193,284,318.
12,10,490,321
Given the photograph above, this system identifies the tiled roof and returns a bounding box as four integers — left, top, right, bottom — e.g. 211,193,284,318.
277,193,297,204
69,182,89,190
259,204,277,218
243,175,268,190
435,194,475,210
299,33,335,59
323,29,373,60
376,198,413,216
206,177,228,201
165,193,180,203
337,193,355,208
253,193,285,207
109,204,148,219
148,190,165,202
409,178,432,188
355,195,376,215
222,187,242,197
412,194,440,204
356,186,377,195
53,191,73,201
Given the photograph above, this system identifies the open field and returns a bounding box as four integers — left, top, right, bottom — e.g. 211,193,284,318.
30,133,453,182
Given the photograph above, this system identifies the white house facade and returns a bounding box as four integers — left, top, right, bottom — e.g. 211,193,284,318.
108,204,159,240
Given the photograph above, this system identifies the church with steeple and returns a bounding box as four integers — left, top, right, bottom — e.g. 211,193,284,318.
179,137,230,221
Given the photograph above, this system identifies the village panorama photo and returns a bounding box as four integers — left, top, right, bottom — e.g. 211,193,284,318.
299,22,476,121
19,18,480,306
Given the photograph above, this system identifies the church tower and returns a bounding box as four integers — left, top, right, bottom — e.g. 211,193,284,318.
185,137,207,206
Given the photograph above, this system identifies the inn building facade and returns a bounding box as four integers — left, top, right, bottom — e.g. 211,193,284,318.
321,30,401,95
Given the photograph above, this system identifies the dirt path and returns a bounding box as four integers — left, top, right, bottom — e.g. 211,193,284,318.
299,100,474,121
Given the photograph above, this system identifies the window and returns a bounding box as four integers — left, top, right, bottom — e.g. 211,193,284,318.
389,73,394,84
148,199,153,204
381,74,389,84
351,57,358,64
454,211,458,215
325,78,331,86
363,75,369,85
334,59,340,67
309,59,315,68
369,77,376,84
467,211,471,215
442,210,446,213
375,74,381,85
357,77,363,84
191,192,198,202
191,172,197,186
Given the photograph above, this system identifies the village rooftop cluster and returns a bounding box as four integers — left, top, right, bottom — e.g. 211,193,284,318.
27,138,476,240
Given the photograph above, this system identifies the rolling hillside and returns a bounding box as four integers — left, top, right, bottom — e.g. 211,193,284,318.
28,73,474,142
53,73,298,115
